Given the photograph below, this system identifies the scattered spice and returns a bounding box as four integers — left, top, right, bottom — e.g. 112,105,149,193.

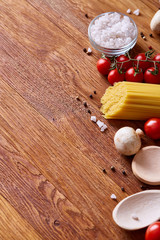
126,9,131,14
76,96,80,101
140,185,147,190
110,194,117,200
83,48,87,53
140,32,144,37
85,13,89,18
121,187,125,192
142,36,146,40
131,214,139,221
133,9,140,16
149,33,153,37
94,90,97,94
111,166,116,172
122,170,126,175
148,46,153,50
52,117,55,121
88,109,91,114
83,102,87,107
87,47,92,55
102,168,107,174
101,124,107,132
96,120,104,128
54,220,60,226
89,94,93,99
90,115,96,122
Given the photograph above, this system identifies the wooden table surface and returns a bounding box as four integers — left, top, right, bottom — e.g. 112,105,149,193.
0,0,160,239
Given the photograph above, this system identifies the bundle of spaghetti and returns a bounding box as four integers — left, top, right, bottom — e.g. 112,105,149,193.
100,81,160,120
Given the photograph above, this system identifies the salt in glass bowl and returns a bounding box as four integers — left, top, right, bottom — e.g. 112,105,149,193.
88,12,138,57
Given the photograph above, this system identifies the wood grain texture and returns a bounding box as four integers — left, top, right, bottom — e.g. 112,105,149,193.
0,0,160,239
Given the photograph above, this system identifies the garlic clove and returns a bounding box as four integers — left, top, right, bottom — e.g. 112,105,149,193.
150,10,160,33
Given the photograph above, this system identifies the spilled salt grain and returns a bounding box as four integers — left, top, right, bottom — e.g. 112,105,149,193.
133,9,140,16
87,47,92,54
96,120,104,128
101,124,108,132
90,12,137,48
91,116,96,122
111,194,117,200
127,9,131,14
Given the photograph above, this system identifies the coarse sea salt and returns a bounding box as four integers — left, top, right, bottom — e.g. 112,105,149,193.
127,9,131,14
111,194,117,200
96,120,104,128
91,12,136,48
133,9,140,16
91,115,96,122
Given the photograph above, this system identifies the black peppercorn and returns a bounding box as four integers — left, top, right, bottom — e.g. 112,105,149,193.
102,168,107,174
111,166,115,172
88,109,91,114
85,13,89,18
121,187,125,192
89,94,93,99
83,48,87,53
122,170,126,175
94,90,96,94
83,102,87,107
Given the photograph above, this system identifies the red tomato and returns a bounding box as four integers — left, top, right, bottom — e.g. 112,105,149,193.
153,53,160,69
116,55,132,71
144,67,160,84
125,67,143,82
145,222,160,240
97,58,111,75
108,69,125,85
134,53,152,72
144,118,160,140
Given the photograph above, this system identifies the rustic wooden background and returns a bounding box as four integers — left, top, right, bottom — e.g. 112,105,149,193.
0,0,160,239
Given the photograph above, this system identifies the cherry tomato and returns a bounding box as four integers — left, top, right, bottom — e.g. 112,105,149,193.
144,67,160,84
125,67,143,82
116,55,132,71
108,69,125,85
153,53,160,69
145,222,160,240
144,118,160,140
134,53,152,72
97,58,111,75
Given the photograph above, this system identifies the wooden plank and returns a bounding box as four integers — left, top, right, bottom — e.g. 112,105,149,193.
0,195,42,240
0,76,145,239
0,132,96,240
0,0,159,239
0,3,155,199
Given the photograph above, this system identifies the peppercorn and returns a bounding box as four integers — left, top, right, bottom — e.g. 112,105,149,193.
94,90,97,94
121,187,125,192
89,94,93,99
122,170,126,175
140,32,144,36
102,168,107,174
83,48,87,53
83,102,87,107
88,109,91,114
149,33,153,37
85,13,89,18
111,166,115,172
76,96,80,101
148,46,152,50
140,185,147,190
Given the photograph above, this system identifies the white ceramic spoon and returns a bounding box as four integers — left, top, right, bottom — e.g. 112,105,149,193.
132,146,160,185
112,190,160,230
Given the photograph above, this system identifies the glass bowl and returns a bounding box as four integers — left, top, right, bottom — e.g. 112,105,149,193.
88,12,138,57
